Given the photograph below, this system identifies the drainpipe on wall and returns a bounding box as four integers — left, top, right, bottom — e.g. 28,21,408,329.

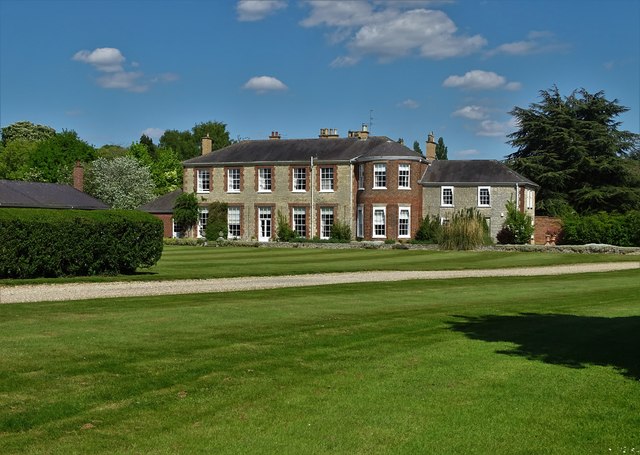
515,183,520,212
349,159,355,237
310,156,315,238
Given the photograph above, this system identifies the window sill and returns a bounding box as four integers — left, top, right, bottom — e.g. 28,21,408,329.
441,205,454,208
372,235,387,239
196,191,210,194
478,205,491,208
227,190,241,194
292,189,307,193
398,187,411,190
372,187,387,190
319,189,335,193
257,190,272,193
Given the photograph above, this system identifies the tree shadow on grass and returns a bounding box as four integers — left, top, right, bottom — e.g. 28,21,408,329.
448,313,640,381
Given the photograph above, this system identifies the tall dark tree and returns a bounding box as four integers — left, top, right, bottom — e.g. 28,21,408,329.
139,134,158,159
506,86,640,215
413,140,423,155
436,137,448,160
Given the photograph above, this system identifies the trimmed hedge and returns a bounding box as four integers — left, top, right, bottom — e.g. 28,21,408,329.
561,211,640,247
0,208,163,278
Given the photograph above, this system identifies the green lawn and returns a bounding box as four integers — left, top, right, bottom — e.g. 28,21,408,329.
1,270,638,454
2,245,638,285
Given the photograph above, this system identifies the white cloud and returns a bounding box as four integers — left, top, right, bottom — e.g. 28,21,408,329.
398,99,419,109
237,0,287,21
73,47,178,93
486,30,569,57
443,70,520,90
142,128,165,141
73,48,125,72
330,55,360,67
243,76,288,93
97,71,148,92
452,105,487,120
476,119,516,137
301,2,486,64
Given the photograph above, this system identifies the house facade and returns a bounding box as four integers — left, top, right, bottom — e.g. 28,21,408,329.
162,127,538,242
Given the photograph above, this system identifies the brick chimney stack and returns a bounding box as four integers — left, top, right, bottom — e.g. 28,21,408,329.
319,128,339,139
73,161,84,192
426,131,436,161
201,134,213,155
269,131,282,140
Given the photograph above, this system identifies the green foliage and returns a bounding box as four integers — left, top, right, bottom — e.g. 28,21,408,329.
205,201,228,241
276,210,297,242
151,147,182,195
1,121,55,145
96,144,128,159
173,193,199,234
127,142,153,168
436,137,448,160
330,220,352,241
497,200,535,244
159,121,232,160
28,130,96,183
85,157,155,209
412,140,423,155
0,139,38,179
561,211,640,246
439,208,490,250
507,86,640,214
415,215,442,243
139,134,157,159
0,208,163,278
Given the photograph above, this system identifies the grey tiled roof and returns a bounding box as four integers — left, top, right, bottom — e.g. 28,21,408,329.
419,160,539,187
183,136,424,166
0,179,109,210
139,189,182,214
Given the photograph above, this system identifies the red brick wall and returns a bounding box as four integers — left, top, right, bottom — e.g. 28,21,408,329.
534,216,562,244
151,213,173,238
355,160,425,240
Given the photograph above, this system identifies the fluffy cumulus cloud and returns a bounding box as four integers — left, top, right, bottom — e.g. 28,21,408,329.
301,1,486,64
73,48,125,72
73,47,178,93
452,105,488,120
243,76,288,93
476,118,517,137
443,70,521,90
237,0,287,21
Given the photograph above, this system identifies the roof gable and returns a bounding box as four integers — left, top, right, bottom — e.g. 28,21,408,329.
139,189,183,213
0,180,109,210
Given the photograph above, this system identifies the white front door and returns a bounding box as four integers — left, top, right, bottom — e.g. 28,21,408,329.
258,207,272,242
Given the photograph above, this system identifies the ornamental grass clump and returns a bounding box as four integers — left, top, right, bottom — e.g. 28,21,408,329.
439,208,490,250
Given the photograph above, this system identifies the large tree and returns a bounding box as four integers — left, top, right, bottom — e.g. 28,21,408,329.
85,156,155,209
1,121,56,145
506,86,640,215
28,130,96,183
159,121,232,160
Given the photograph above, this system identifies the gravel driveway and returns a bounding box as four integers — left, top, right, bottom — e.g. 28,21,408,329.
1,262,637,304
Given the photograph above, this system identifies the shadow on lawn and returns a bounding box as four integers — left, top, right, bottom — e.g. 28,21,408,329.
449,313,640,381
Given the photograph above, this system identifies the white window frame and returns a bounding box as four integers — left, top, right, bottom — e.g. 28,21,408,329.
356,204,364,238
398,206,411,238
258,207,272,241
227,168,240,193
227,207,241,239
292,207,307,238
373,163,386,189
320,207,334,240
320,167,334,192
258,168,272,192
398,164,410,189
478,186,491,207
358,164,365,190
293,167,307,192
197,169,210,193
198,207,208,238
526,189,535,210
441,186,454,207
172,218,184,238
372,206,386,238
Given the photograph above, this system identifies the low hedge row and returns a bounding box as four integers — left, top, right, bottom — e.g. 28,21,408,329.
561,211,640,247
0,208,163,278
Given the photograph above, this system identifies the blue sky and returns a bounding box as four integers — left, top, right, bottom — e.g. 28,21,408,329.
1,0,638,160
